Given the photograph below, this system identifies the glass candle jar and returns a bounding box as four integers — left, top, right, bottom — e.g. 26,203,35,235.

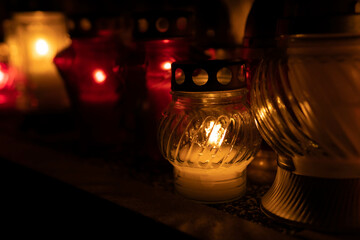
251,34,360,232
54,36,122,105
158,60,261,203
144,39,190,121
53,35,125,152
4,11,71,111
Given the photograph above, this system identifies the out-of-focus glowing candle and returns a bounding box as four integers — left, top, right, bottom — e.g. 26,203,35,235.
133,10,194,121
0,43,18,109
158,60,261,203
53,34,125,150
54,37,122,104
4,11,71,111
144,39,190,121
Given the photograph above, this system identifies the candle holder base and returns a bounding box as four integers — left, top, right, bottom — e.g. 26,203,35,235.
173,166,247,204
261,166,360,233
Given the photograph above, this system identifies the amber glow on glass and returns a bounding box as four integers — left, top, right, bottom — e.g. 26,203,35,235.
93,69,107,84
158,88,261,203
34,38,49,56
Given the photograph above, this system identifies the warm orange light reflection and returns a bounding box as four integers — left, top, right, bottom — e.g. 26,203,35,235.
93,69,107,84
162,61,172,70
35,39,49,56
205,121,226,147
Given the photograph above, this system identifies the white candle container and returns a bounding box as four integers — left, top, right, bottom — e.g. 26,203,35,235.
158,60,261,203
5,11,71,111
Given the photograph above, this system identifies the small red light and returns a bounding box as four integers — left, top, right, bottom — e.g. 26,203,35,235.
161,61,172,70
162,39,170,43
93,69,107,84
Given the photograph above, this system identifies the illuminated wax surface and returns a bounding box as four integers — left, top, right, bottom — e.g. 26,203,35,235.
171,121,251,203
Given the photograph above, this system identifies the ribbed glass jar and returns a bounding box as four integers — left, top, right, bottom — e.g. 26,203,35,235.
252,35,360,176
158,89,261,203
251,35,360,232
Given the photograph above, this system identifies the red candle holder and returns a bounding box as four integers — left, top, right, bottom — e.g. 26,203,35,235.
54,35,125,153
144,38,191,120
130,10,196,160
0,61,18,110
55,37,122,104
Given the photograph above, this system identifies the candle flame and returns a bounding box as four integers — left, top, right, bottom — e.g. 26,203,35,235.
35,39,49,56
0,65,9,89
205,121,226,147
0,71,5,83
93,69,107,84
161,61,172,70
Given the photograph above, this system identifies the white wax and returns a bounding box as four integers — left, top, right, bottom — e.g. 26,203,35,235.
173,165,247,203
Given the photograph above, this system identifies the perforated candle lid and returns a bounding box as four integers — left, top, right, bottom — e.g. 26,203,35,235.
171,60,247,92
133,10,194,40
66,14,125,38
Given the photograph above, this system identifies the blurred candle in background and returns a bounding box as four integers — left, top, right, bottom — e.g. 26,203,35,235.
53,15,126,154
133,10,194,121
144,38,190,120
132,10,197,160
0,43,18,110
4,11,71,112
54,37,122,105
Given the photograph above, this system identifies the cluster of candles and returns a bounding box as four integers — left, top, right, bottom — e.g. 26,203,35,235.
1,4,359,234
0,10,264,202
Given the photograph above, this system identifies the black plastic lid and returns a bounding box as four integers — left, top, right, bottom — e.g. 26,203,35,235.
132,9,194,41
171,60,247,92
66,13,125,38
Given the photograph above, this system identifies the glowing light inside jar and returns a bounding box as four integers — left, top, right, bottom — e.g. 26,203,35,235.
0,71,5,85
205,121,227,147
161,61,172,70
0,64,9,89
35,39,49,56
93,69,107,84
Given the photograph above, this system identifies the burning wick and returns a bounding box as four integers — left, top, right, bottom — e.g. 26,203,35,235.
35,39,49,56
162,61,172,70
93,69,107,84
